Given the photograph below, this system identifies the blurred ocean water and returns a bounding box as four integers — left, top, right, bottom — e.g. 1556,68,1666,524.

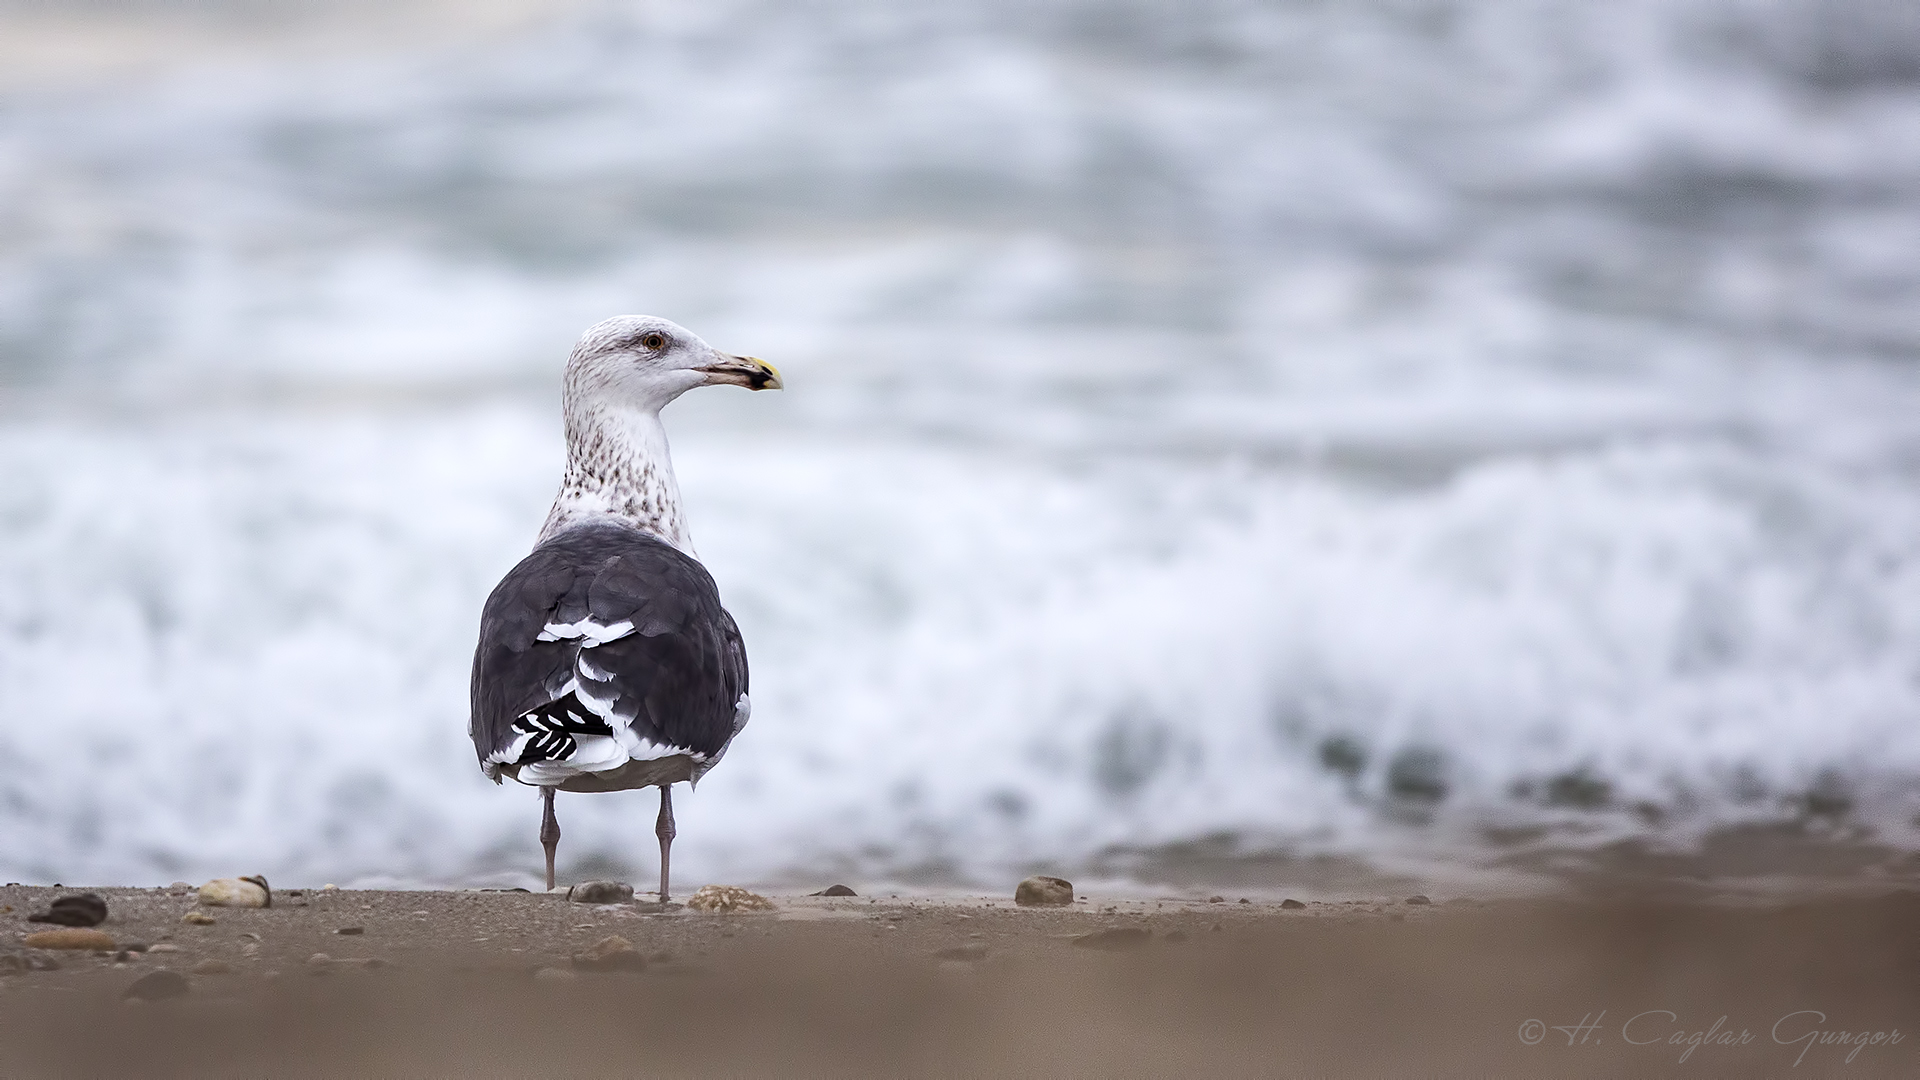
1,0,1918,891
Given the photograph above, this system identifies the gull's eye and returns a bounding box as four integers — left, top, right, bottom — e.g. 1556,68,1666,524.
638,332,668,351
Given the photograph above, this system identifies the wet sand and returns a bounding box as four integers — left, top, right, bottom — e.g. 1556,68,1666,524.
3,883,1918,1077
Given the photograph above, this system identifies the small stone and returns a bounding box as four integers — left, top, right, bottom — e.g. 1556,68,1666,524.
306,953,333,975
1280,899,1307,910
1238,898,1251,904
334,927,364,936
181,912,216,925
572,934,646,973
147,943,182,954
26,893,108,927
933,941,988,961
1013,876,1074,908
1072,927,1152,951
123,970,190,1001
198,877,270,909
322,884,338,891
1207,896,1225,904
114,950,139,963
241,944,261,957
191,959,232,975
534,966,578,983
810,884,858,897
685,885,774,913
567,881,635,905
166,881,192,894
1404,895,1431,905
23,928,115,951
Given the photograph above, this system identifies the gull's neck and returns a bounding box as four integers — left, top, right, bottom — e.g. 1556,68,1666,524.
540,396,693,554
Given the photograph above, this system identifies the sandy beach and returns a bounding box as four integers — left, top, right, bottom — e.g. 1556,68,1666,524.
3,882,1917,1077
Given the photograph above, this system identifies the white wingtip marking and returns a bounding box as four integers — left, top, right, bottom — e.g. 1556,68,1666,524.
536,618,636,645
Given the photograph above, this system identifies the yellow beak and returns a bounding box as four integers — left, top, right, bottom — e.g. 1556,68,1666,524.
700,354,783,391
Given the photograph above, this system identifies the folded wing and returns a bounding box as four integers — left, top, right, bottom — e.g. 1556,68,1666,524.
470,522,749,784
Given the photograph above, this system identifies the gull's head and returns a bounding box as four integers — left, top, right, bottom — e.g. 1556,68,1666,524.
566,315,781,412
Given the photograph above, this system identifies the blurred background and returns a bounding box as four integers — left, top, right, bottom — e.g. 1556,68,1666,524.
1,0,1918,895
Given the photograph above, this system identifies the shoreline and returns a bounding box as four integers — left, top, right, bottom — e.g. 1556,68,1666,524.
4,883,1918,1076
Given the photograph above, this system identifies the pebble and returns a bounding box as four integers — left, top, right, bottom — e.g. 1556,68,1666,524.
306,953,334,975
199,876,271,909
573,934,647,973
1405,895,1431,905
181,912,216,925
23,928,115,951
1071,927,1152,951
1207,896,1225,904
933,942,988,961
568,881,634,905
191,959,232,976
1013,876,1075,908
811,884,858,897
241,944,261,957
1280,899,1307,910
335,927,365,935
26,893,108,927
123,970,190,1001
147,943,182,954
686,885,774,913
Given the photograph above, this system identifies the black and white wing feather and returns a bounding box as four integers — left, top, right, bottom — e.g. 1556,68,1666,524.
470,521,749,786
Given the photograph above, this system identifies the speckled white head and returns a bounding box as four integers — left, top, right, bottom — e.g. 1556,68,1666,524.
542,315,780,551
566,315,781,413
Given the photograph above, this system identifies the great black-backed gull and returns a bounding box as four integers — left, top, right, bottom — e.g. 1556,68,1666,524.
469,315,780,897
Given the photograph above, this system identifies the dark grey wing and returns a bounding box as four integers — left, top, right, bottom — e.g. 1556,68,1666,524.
469,522,749,775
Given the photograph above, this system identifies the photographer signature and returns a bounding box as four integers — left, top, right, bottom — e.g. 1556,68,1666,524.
1517,1009,1904,1065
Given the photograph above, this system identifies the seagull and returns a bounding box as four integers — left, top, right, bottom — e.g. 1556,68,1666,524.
469,315,780,898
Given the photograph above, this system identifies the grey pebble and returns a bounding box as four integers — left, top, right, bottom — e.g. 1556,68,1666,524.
568,881,635,905
1013,876,1074,908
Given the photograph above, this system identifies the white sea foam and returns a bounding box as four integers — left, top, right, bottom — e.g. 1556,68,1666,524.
1,0,1918,889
